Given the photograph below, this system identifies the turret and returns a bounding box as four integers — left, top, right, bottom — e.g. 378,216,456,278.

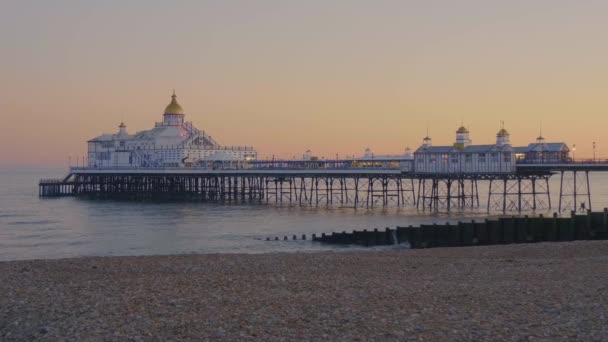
364,147,373,159
496,128,510,146
163,90,185,126
454,126,471,149
404,147,412,158
118,122,127,135
422,136,432,148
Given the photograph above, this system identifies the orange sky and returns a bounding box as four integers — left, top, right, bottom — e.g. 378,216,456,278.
1,1,607,166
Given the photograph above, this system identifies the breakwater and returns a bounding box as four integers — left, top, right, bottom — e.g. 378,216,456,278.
309,209,608,248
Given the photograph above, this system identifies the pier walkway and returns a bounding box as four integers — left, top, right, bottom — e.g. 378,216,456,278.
39,159,608,212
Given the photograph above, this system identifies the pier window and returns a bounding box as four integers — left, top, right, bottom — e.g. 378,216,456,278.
465,154,472,163
479,153,486,163
101,141,115,148
97,152,111,160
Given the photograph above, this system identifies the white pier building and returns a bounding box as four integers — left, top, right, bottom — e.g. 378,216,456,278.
413,125,571,174
87,92,257,168
414,126,516,174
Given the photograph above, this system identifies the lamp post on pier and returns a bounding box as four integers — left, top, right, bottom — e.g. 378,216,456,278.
593,141,596,162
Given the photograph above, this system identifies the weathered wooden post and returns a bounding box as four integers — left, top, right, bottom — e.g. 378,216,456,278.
502,217,515,244
449,222,463,247
524,215,535,242
487,219,503,245
474,220,489,245
341,231,349,245
462,221,475,246
395,226,406,244
410,227,423,249
601,208,608,239
513,216,528,243
373,228,385,245
573,209,591,240
363,229,370,246
352,230,360,245
435,223,450,247
557,213,575,241
385,227,396,245
545,213,558,241
534,214,545,242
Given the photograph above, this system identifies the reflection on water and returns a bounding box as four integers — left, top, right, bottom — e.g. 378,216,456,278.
1,166,608,261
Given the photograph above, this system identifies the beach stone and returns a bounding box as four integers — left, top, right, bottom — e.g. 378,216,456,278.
1,241,608,341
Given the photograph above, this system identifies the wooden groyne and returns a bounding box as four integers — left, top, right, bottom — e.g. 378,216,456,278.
310,209,608,249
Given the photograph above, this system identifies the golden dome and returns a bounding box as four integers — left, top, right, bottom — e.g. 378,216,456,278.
497,128,509,136
456,126,469,134
164,91,185,115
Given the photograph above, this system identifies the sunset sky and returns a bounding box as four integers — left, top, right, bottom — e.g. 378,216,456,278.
1,0,607,166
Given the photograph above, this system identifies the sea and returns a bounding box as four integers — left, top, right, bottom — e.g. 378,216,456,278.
2,166,608,261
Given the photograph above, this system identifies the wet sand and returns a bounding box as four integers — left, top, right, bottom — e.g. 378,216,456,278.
2,241,608,341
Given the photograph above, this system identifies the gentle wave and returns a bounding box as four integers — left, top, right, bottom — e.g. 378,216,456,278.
0,214,28,218
7,220,60,225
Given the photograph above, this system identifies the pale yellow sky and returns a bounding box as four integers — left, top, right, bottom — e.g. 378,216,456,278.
1,1,607,165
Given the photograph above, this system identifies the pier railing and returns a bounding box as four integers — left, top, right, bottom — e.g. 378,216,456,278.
38,178,66,184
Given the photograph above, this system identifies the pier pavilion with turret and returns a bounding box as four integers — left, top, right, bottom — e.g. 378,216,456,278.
40,94,608,213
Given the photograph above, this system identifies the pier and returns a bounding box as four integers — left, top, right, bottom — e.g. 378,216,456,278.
37,93,608,212
39,159,608,212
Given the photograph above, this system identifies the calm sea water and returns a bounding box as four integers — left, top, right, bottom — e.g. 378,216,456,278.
1,166,608,261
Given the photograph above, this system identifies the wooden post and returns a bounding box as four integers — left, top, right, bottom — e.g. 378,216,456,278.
449,222,463,247
545,213,558,241
363,229,370,247
502,217,515,244
436,223,450,247
462,221,475,246
487,219,503,244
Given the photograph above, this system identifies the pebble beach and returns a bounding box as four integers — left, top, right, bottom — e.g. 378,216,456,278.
2,241,608,341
